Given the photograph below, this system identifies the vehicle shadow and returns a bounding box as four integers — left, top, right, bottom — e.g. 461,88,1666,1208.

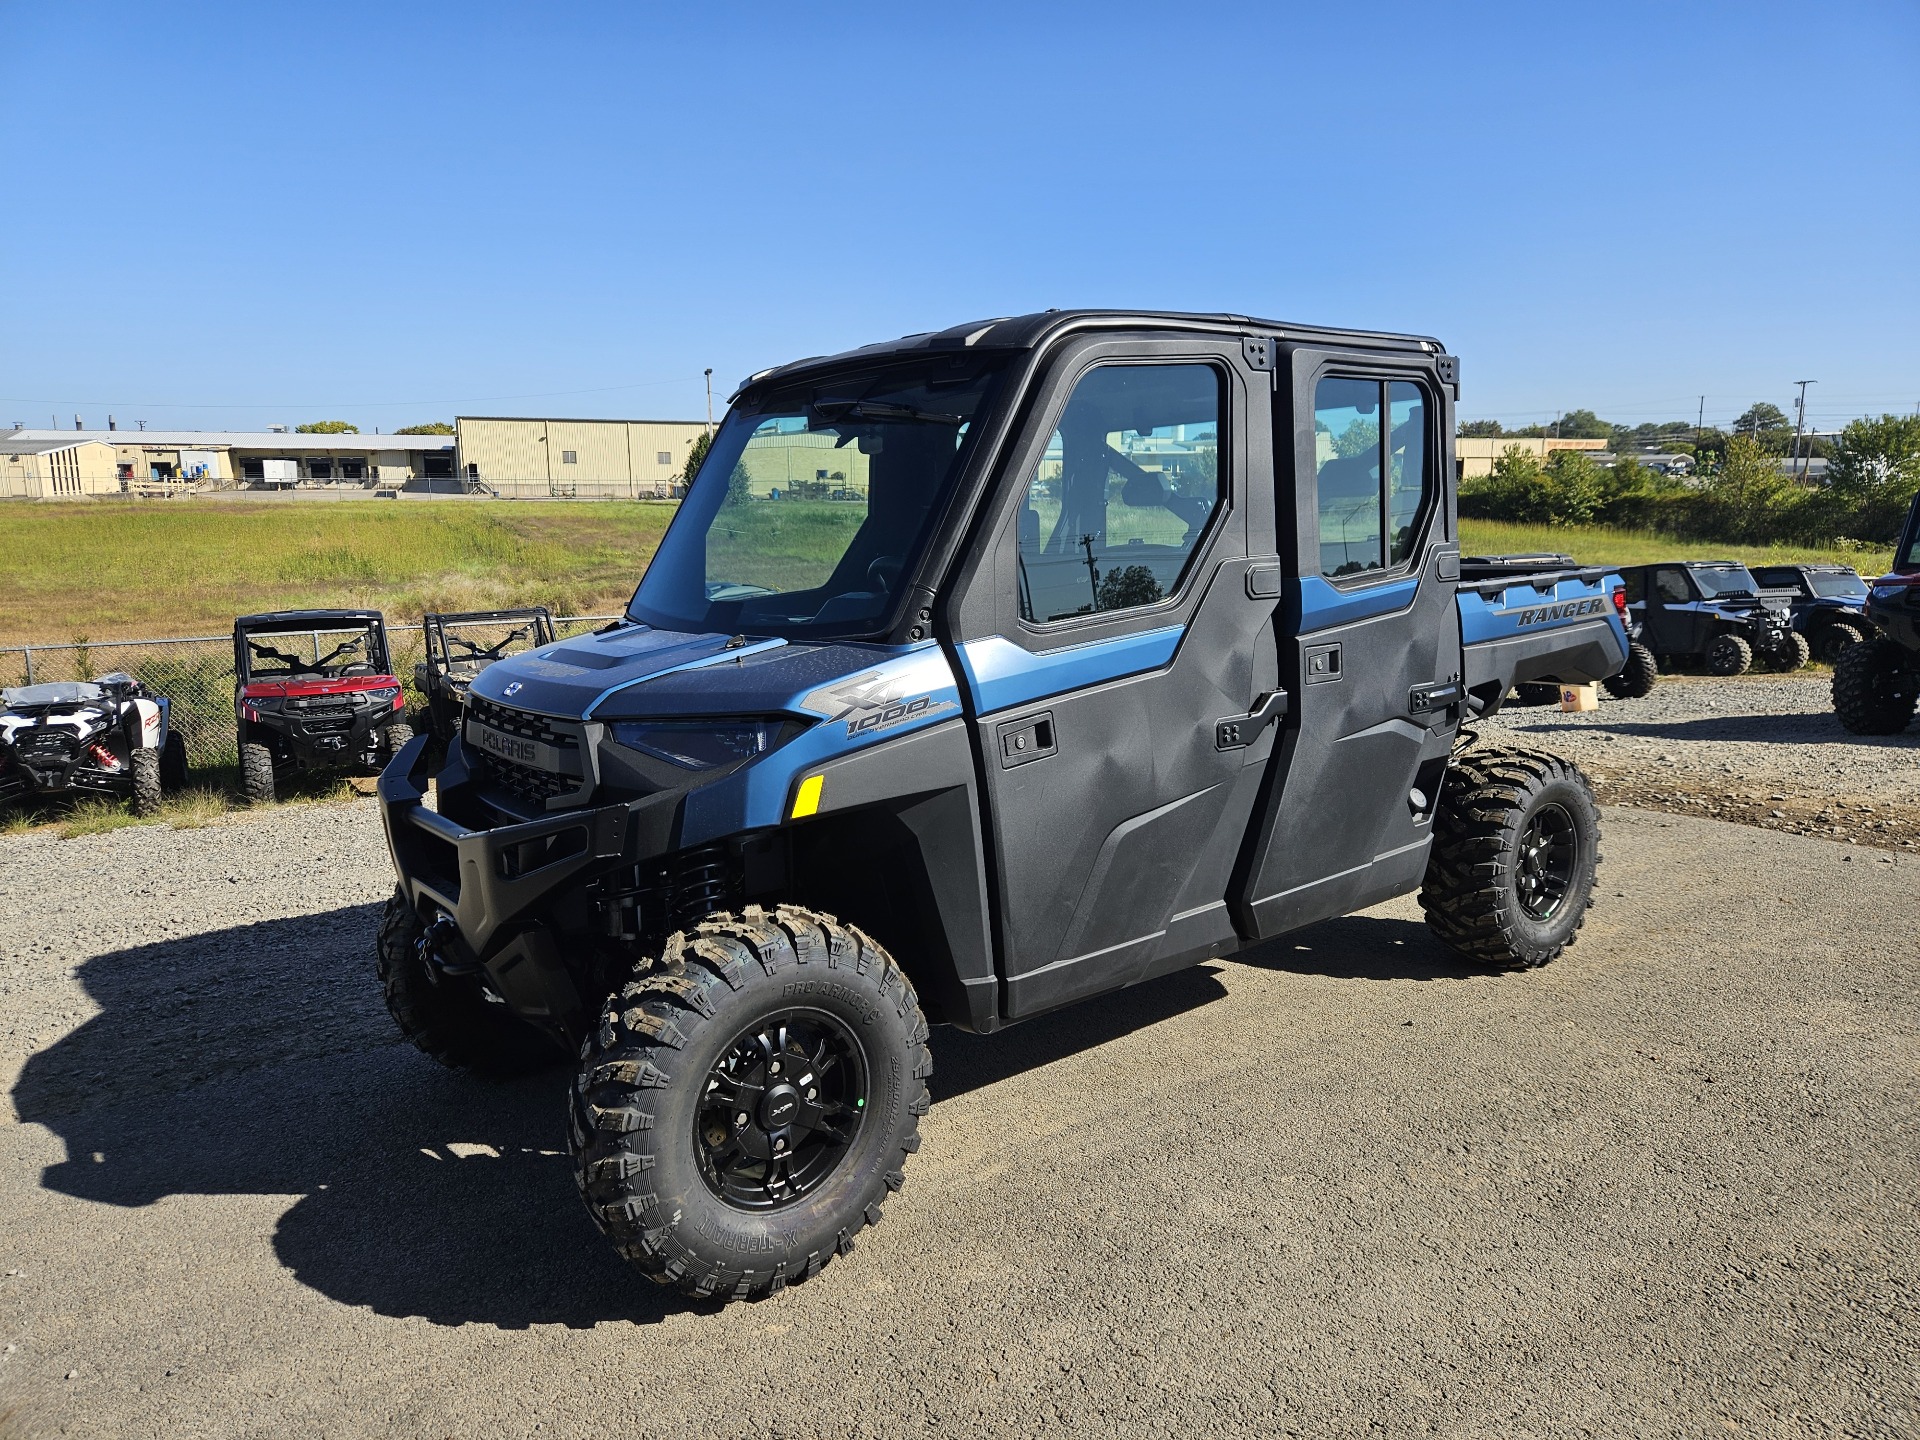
1232,912,1479,982
11,907,680,1330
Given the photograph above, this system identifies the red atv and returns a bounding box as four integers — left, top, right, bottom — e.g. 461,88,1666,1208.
1833,492,1920,735
233,609,411,803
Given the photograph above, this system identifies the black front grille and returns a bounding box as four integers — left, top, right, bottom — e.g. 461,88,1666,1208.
467,696,580,752
17,728,79,763
466,696,584,809
473,749,578,806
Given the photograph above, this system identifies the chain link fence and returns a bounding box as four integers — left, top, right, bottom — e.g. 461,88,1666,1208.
0,615,622,770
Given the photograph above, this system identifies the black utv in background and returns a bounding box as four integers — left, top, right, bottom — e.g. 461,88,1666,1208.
0,672,187,816
1751,564,1872,662
412,607,555,754
1833,492,1920,734
1619,561,1809,675
234,610,411,803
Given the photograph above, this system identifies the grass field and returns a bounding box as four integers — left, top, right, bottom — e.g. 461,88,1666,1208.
0,500,1896,647
0,500,677,643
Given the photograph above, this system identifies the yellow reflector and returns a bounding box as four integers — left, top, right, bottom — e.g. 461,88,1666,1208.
791,774,824,819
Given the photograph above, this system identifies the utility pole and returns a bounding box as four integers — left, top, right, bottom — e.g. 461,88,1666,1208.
1791,379,1816,482
1696,396,1705,439
704,369,714,437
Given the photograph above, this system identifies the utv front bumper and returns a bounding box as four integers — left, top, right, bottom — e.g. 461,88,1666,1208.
378,735,637,1034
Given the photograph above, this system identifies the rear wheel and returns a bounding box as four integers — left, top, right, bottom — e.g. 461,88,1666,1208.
571,905,931,1302
375,888,562,1075
1813,619,1870,664
1420,747,1601,969
1833,638,1919,735
239,739,276,804
130,749,163,817
1601,642,1658,699
159,731,189,791
1705,634,1753,676
1763,630,1811,673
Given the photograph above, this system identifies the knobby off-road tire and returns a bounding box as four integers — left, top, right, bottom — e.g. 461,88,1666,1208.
1601,642,1659,700
130,749,163,817
1813,619,1870,664
1420,747,1601,970
1763,630,1812,673
239,740,276,805
571,905,931,1303
375,887,561,1075
159,731,188,791
1832,637,1919,736
380,721,415,764
1705,634,1753,676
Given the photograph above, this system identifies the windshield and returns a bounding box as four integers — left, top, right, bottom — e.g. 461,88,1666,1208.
628,360,1003,638
1691,565,1759,598
1810,570,1867,599
241,622,388,680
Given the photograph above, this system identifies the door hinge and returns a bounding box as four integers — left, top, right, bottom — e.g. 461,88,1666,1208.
1409,680,1463,714
1241,336,1275,372
1215,689,1289,750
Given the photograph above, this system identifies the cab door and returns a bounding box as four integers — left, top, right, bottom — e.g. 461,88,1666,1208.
941,333,1283,1019
1232,349,1461,938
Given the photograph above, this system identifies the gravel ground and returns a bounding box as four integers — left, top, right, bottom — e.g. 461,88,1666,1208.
1484,671,1920,852
0,798,1915,1438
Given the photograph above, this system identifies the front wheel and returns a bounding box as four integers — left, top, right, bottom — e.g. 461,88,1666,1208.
571,905,931,1302
239,739,276,804
379,721,414,764
130,748,163,817
1832,638,1919,735
1705,634,1753,676
1420,747,1601,969
1763,630,1811,673
1601,642,1658,699
1813,620,1869,664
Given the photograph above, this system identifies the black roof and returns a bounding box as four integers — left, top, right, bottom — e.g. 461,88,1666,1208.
234,609,388,632
734,308,1447,397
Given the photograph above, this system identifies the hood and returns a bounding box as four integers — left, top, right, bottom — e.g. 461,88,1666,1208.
242,675,400,699
468,622,938,722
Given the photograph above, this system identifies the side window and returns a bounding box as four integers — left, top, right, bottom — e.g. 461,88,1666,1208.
1654,568,1691,603
1622,570,1644,604
1017,363,1223,623
1314,376,1432,577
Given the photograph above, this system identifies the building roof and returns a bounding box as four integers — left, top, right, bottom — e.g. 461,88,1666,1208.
0,429,453,452
1,434,116,455
457,415,707,427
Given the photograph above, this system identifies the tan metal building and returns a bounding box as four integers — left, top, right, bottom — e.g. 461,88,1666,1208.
455,417,708,498
1455,436,1609,480
0,436,121,499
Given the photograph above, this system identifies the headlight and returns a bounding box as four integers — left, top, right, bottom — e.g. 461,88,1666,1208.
611,719,781,770
1874,584,1903,602
364,687,401,706
246,696,284,711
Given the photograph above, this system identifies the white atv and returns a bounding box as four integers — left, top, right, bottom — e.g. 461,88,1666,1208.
0,673,189,817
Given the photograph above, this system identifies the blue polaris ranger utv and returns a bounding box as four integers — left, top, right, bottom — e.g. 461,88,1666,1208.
377,311,1629,1301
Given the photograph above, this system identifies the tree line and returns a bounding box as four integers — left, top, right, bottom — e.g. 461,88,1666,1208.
1458,410,1920,548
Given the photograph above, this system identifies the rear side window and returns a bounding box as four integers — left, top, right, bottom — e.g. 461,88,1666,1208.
1621,570,1644,604
1314,377,1431,577
1654,569,1691,602
1016,363,1223,623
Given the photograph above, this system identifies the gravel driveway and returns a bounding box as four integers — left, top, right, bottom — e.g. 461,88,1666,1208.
1485,672,1920,851
0,798,1914,1438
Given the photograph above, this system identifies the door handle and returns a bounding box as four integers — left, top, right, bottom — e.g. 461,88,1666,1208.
1408,680,1463,713
1215,689,1289,750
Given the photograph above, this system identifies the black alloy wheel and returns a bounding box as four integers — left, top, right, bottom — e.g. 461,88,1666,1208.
1514,801,1579,922
696,1011,868,1210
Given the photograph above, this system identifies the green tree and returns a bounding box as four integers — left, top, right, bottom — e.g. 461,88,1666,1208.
1731,402,1791,436
681,430,715,485
1828,414,1920,542
1332,417,1379,459
1097,565,1162,610
393,422,454,435
726,460,754,504
1457,419,1505,438
295,420,359,434
1459,444,1553,522
1549,408,1613,440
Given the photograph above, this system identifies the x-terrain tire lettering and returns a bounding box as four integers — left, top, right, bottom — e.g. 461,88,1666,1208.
1420,747,1601,969
570,905,930,1302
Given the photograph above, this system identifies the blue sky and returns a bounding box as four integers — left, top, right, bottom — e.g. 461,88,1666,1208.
2,2,1914,435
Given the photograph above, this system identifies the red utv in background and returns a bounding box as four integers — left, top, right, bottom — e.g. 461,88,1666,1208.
233,609,411,803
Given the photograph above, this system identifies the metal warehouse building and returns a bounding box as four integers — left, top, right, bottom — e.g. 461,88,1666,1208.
1,437,121,498
454,417,708,497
